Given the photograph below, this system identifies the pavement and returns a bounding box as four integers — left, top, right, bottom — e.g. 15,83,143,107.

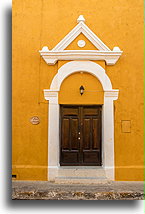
12,181,144,200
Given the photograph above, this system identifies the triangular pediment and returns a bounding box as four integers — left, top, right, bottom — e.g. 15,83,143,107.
52,16,111,51
39,15,123,65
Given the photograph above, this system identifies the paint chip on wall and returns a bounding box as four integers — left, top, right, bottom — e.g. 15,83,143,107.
121,120,131,133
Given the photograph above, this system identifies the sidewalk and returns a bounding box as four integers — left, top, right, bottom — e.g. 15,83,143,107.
12,181,144,200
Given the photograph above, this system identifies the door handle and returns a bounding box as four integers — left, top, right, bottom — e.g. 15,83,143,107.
78,137,80,140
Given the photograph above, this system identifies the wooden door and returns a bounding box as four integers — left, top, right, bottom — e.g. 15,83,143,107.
60,105,102,166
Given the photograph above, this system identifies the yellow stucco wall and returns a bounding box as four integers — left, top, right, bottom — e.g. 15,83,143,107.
12,0,143,180
59,72,104,104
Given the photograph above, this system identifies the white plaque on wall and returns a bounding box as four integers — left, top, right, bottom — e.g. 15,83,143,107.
30,116,40,125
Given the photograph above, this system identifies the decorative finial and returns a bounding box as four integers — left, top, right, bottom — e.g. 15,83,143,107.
113,47,121,52
41,46,49,52
77,15,85,23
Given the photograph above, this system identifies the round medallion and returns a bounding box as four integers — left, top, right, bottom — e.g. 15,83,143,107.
30,116,40,125
77,40,86,48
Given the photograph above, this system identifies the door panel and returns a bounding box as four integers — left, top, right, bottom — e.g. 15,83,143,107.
83,118,91,149
62,107,79,116
70,118,79,150
82,106,101,165
62,152,79,164
92,118,100,149
83,151,100,163
60,106,80,165
83,107,99,116
60,105,102,166
62,118,70,149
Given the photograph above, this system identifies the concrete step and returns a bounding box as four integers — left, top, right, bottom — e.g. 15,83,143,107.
57,167,106,178
55,176,109,184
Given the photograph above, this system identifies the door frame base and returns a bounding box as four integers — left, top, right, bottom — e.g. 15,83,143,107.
48,165,112,182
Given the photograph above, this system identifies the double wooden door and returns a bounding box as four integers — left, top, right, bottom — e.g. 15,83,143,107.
60,105,102,166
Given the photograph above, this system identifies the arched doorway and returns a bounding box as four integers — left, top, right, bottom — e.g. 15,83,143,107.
44,61,119,181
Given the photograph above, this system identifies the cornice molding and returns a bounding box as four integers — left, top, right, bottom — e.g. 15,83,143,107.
104,90,119,100
44,90,58,101
39,50,122,65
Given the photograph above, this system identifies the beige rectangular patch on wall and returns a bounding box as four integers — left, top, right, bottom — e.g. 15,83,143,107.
121,120,131,133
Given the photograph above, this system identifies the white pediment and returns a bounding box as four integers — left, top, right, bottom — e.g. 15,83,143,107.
39,15,123,65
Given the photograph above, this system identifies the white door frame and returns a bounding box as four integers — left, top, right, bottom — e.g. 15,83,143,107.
44,61,119,181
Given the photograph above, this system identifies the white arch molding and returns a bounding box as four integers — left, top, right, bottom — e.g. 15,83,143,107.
44,61,119,181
